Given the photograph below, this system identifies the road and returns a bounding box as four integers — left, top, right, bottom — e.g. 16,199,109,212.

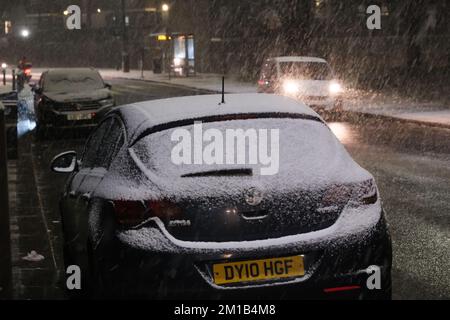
13,78,450,299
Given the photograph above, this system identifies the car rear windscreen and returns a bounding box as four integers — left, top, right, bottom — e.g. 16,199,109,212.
130,118,349,180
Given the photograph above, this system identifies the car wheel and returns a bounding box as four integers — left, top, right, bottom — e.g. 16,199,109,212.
360,265,392,300
62,243,84,299
86,200,117,298
63,239,103,300
379,268,392,300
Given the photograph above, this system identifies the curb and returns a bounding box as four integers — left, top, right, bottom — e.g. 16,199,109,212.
325,110,450,130
108,76,221,94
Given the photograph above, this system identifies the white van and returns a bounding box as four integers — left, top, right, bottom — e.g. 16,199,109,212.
258,56,344,110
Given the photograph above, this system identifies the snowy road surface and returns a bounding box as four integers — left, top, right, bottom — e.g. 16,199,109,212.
12,78,449,299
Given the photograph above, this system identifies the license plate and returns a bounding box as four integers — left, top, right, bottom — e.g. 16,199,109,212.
213,255,304,285
67,113,92,120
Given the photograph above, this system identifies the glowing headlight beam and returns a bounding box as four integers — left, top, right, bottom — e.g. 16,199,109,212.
329,82,343,95
283,80,299,95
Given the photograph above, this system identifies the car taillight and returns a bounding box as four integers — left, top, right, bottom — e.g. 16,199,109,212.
351,179,378,206
24,69,31,76
112,199,182,228
320,185,352,208
320,179,378,209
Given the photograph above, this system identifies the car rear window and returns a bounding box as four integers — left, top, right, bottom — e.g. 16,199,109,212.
130,118,346,179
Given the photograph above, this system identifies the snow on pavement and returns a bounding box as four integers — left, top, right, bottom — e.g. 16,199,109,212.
398,111,450,126
0,84,12,94
344,88,450,126
99,69,257,94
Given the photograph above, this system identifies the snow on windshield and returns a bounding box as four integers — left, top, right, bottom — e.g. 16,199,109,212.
44,70,104,93
279,62,332,80
130,118,370,191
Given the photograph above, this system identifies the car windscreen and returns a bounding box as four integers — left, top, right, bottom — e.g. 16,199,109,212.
130,117,350,181
279,62,332,80
43,70,105,93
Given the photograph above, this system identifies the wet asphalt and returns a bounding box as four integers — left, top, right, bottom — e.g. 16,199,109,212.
15,78,450,299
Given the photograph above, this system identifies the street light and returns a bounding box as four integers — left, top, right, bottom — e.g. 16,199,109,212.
97,8,102,13
20,29,30,38
162,4,169,12
63,10,69,15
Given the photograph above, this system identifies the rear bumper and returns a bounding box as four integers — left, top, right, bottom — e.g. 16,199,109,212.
95,203,392,299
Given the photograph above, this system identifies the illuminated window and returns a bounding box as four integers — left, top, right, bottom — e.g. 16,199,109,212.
4,21,11,34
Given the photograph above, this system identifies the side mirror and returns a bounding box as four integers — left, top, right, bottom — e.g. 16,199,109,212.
51,151,78,173
105,83,112,89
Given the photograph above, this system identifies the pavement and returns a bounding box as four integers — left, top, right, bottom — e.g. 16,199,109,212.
99,69,256,94
0,84,12,94
8,133,63,299
344,89,450,127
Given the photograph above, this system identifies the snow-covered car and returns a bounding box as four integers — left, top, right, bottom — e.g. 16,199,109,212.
258,56,344,111
33,68,115,138
51,93,391,299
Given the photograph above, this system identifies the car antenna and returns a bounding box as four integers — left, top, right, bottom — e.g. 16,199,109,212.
219,76,225,105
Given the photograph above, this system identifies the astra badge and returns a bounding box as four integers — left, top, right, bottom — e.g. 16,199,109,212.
244,188,263,206
168,220,191,227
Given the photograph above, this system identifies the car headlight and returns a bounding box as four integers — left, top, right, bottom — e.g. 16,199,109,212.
283,80,299,95
329,81,343,95
99,98,114,106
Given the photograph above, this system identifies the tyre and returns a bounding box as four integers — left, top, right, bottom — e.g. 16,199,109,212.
60,202,96,299
34,119,47,140
63,240,103,299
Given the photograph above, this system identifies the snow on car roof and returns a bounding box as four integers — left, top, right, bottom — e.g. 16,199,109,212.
44,67,99,76
271,56,328,63
117,93,321,139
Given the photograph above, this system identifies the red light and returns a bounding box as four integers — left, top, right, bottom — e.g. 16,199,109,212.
323,285,361,293
112,199,182,227
24,69,31,75
258,80,265,86
113,200,148,227
148,200,182,219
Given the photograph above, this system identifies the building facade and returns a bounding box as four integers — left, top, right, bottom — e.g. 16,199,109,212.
0,0,448,85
